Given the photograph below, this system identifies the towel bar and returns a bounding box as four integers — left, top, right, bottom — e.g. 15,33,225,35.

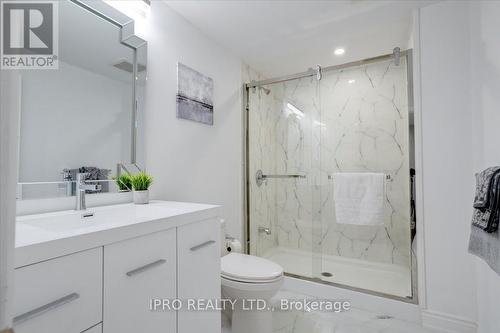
328,174,392,181
256,169,306,186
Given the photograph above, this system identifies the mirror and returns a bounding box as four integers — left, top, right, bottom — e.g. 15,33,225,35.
17,0,146,200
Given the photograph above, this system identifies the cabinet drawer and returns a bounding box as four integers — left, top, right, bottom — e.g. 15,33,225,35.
178,219,220,333
104,229,176,333
14,248,103,333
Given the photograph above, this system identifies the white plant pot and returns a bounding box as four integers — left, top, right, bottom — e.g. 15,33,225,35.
133,190,149,204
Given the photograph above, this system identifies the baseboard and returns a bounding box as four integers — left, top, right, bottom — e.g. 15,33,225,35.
422,310,477,333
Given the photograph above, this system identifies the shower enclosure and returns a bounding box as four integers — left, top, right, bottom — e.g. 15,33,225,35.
245,50,415,300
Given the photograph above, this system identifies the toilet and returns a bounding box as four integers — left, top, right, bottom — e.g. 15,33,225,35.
221,253,284,333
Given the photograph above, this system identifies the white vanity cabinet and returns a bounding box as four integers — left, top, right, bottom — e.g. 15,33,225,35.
14,202,221,333
103,219,221,333
13,248,103,333
104,229,177,333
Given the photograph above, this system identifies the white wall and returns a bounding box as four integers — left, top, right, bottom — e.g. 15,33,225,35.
420,1,500,332
419,1,478,332
141,2,244,240
470,2,500,332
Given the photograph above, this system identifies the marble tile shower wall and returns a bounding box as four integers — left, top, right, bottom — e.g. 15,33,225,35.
248,58,411,268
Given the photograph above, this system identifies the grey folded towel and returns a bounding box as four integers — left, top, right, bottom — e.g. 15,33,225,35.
469,225,500,275
469,167,500,276
473,167,500,208
471,167,500,232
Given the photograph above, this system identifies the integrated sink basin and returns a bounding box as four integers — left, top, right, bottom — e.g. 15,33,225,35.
18,203,184,233
15,200,220,267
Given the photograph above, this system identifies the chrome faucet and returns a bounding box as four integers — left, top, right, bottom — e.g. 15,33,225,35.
75,173,101,211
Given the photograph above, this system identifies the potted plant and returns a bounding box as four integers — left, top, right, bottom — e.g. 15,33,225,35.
114,173,133,192
130,171,153,204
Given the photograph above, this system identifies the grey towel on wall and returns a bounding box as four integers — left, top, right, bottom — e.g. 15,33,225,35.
473,167,500,208
471,167,500,232
469,225,500,275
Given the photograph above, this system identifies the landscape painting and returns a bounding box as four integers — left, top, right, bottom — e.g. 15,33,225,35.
176,62,214,125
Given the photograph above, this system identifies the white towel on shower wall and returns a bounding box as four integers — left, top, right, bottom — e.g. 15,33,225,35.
333,173,385,226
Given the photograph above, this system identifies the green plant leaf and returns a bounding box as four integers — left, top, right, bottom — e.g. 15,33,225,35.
115,173,133,191
131,171,153,191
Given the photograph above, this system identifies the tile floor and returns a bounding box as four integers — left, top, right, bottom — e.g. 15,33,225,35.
222,290,437,333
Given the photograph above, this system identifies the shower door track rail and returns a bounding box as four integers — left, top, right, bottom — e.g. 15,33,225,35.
245,49,409,88
285,272,417,304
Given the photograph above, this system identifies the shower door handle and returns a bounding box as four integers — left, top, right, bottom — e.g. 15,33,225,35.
256,170,306,186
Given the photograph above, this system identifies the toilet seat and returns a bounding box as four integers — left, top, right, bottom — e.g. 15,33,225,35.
221,274,283,293
221,274,282,284
221,253,283,283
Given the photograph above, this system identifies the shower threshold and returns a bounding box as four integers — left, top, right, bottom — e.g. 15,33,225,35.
262,247,411,298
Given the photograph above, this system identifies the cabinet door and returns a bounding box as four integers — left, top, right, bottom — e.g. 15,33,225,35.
178,219,220,333
104,229,176,333
13,248,102,333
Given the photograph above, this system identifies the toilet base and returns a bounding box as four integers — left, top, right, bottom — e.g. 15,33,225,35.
221,276,283,333
232,301,272,333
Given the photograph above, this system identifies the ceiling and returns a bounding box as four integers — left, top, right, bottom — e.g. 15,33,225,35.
165,0,436,78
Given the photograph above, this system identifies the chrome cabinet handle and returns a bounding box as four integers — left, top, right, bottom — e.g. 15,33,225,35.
126,259,166,277
13,292,80,325
190,240,216,252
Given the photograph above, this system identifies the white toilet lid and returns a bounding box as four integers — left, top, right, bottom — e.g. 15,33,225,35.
221,253,283,282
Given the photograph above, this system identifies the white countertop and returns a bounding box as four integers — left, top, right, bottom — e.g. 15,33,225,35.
15,200,220,267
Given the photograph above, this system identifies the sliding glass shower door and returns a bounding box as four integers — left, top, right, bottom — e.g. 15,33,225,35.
316,56,412,298
247,52,414,299
247,76,320,279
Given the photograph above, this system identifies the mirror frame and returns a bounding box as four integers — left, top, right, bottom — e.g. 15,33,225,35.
70,0,147,165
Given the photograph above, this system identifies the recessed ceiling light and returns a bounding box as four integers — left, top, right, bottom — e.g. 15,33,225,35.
334,48,345,56
348,79,355,84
